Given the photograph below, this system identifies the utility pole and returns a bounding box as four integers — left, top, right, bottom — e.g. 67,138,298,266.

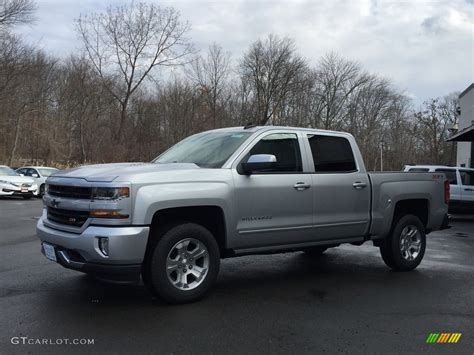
380,140,384,171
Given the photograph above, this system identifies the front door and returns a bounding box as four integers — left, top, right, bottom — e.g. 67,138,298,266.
231,131,314,249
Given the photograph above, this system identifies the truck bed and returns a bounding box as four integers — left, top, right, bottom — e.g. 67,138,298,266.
368,172,447,239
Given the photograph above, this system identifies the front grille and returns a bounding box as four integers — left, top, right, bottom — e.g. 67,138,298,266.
48,184,91,199
47,207,89,227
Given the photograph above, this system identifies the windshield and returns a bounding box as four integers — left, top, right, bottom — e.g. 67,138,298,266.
154,131,253,168
0,166,19,176
38,168,58,177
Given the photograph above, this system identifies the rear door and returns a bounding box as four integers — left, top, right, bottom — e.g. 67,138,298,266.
435,168,461,210
459,170,474,211
305,133,370,241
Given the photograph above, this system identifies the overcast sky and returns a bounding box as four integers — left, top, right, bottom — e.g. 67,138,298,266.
15,0,474,106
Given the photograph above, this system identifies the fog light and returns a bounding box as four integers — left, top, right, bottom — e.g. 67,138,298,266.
98,237,109,256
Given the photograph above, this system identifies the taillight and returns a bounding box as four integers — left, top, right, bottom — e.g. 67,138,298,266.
444,180,450,204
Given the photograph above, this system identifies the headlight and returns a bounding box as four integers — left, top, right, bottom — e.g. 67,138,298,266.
91,187,130,201
0,180,10,184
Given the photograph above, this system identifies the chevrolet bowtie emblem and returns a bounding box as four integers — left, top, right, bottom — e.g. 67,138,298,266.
51,199,60,208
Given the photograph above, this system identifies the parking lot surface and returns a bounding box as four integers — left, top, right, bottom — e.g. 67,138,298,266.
0,197,473,354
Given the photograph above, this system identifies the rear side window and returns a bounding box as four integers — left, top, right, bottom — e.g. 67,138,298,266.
307,135,357,173
247,133,302,173
460,170,474,186
435,169,458,185
408,168,429,172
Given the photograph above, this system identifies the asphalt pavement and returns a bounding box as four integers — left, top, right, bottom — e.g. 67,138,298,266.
0,196,473,354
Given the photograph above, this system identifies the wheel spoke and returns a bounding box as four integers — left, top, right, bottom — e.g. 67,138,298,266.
407,228,417,238
177,239,190,252
167,263,179,273
176,271,187,287
192,248,208,259
190,242,204,254
189,266,206,280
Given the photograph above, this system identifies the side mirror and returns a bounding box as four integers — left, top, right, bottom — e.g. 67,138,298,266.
32,174,39,178
241,154,277,175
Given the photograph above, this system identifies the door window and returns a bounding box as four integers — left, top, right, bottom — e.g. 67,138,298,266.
435,169,458,185
460,170,474,186
245,133,302,173
307,135,357,173
26,168,37,177
408,168,429,172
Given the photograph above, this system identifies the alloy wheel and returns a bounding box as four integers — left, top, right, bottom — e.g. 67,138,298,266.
166,238,209,291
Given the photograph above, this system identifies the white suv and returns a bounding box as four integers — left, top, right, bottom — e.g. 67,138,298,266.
404,165,474,212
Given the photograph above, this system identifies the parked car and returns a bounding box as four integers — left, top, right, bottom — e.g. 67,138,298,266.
403,165,474,213
16,166,59,197
37,126,449,303
0,165,38,199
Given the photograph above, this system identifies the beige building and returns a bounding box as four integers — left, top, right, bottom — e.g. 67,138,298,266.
448,83,474,168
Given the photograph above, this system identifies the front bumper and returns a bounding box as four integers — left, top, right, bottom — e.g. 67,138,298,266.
1,184,38,196
37,216,149,281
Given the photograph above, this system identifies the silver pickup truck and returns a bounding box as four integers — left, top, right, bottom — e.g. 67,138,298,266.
37,126,449,303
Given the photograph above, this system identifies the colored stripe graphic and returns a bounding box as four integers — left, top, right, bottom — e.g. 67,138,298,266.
438,333,449,343
426,333,461,344
426,333,439,343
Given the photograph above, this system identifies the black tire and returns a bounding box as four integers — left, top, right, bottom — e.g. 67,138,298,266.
379,214,426,271
39,184,45,197
303,246,328,256
144,223,220,304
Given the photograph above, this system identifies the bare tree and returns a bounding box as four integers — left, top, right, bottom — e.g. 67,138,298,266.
76,2,193,137
413,98,456,164
0,0,35,29
312,53,371,130
187,43,231,127
240,34,307,125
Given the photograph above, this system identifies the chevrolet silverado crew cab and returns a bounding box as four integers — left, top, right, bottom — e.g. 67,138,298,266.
37,126,449,303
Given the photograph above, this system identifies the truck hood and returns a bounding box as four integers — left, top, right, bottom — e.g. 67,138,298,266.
51,162,200,182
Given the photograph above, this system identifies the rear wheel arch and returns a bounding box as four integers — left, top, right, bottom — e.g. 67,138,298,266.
391,199,429,229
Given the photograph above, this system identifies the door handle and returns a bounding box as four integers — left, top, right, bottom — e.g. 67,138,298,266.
293,182,310,190
352,182,367,189
464,188,474,191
